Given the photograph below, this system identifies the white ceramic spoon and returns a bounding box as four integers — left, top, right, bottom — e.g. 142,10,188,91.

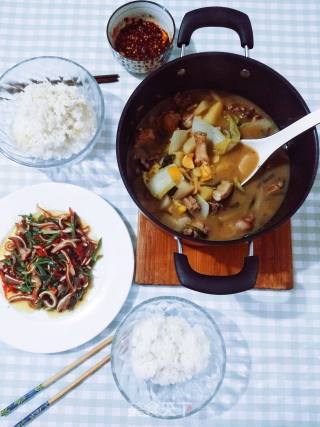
241,108,320,185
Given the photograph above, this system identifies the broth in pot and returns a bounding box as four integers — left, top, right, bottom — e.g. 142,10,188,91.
129,90,290,241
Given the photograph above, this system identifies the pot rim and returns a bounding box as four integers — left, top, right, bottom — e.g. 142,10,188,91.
116,51,319,246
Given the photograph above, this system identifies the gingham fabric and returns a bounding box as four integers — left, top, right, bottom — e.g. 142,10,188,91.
0,1,319,426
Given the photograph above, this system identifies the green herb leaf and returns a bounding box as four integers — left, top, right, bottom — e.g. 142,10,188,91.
41,229,60,235
91,238,102,264
70,215,76,239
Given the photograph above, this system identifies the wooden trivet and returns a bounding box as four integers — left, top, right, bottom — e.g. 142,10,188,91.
135,214,293,290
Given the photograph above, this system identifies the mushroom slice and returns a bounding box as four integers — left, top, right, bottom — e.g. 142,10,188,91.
39,291,57,310
265,179,284,195
182,220,209,238
235,213,255,231
212,180,234,201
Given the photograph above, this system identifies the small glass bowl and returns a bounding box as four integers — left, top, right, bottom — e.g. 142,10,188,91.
0,56,105,168
107,1,175,75
111,296,226,419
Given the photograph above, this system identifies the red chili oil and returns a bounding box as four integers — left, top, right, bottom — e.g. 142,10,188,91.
114,18,169,61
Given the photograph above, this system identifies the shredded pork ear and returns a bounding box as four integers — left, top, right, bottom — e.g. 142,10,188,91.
57,293,74,312
0,207,102,313
51,239,77,253
38,290,57,309
194,132,209,166
8,236,31,261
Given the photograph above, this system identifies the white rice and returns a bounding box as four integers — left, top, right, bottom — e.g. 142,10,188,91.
131,314,211,386
12,81,97,160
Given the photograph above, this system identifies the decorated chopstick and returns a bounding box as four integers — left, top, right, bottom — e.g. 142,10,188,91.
0,335,113,417
14,354,111,427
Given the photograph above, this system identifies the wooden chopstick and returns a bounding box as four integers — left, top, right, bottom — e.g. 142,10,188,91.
94,74,119,84
0,335,113,417
13,354,111,427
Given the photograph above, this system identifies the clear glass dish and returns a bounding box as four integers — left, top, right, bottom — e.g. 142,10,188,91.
0,56,104,168
106,1,175,75
111,296,226,419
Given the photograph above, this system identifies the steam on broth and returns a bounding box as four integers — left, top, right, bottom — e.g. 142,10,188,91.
129,90,290,241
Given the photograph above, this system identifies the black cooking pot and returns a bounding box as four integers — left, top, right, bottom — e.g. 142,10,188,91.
117,7,319,295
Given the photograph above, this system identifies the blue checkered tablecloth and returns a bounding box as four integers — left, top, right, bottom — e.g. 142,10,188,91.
0,1,319,426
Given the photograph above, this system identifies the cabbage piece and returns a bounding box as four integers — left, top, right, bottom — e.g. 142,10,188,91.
161,213,191,232
226,115,241,142
215,115,241,155
173,180,194,200
196,194,209,219
214,138,236,155
146,165,182,199
168,130,189,154
159,195,171,210
192,117,225,144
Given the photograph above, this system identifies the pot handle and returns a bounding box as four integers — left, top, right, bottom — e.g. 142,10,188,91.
177,7,254,50
174,238,259,295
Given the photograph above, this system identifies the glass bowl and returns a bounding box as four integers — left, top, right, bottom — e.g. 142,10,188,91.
111,296,226,419
107,1,175,75
0,56,105,168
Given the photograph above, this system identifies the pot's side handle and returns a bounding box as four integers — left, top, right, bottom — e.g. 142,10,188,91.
177,7,254,50
174,240,258,295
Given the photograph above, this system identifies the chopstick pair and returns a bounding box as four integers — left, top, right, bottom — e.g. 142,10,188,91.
0,336,113,426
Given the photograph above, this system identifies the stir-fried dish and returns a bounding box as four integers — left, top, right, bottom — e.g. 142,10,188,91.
0,207,102,312
130,90,290,240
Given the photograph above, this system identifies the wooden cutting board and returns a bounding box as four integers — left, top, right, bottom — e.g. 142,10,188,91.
135,213,293,289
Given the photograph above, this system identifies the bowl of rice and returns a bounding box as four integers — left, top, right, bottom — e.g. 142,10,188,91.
111,296,226,419
0,56,104,167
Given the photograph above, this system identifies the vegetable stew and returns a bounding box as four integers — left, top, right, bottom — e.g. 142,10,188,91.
129,90,290,241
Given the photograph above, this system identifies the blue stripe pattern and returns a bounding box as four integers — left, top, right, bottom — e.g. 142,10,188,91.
0,384,43,417
13,401,50,427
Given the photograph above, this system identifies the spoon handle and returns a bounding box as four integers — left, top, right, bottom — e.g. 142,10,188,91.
269,108,320,150
240,108,320,185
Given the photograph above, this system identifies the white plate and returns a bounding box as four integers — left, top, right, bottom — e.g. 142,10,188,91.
0,183,134,353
